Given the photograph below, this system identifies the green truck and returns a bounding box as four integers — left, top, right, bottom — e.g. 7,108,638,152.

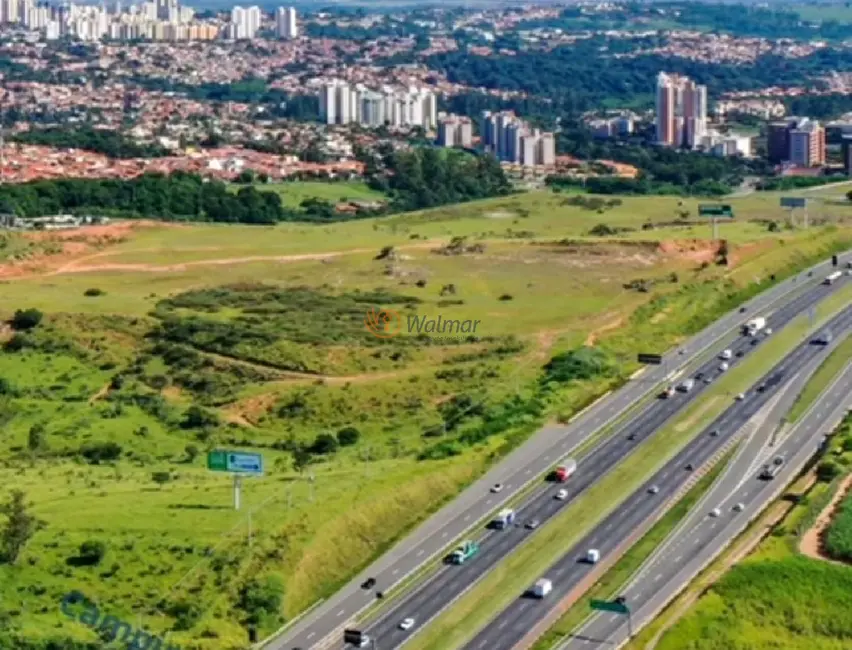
449,540,479,565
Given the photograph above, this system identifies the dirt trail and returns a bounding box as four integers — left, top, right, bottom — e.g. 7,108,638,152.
799,473,852,563
88,382,112,405
585,315,625,346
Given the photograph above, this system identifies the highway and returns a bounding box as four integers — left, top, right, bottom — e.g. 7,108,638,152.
272,256,847,650
462,305,852,650
340,277,850,649
561,355,852,650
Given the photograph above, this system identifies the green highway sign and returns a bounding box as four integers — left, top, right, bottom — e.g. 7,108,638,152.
207,450,263,475
590,599,630,614
698,204,734,218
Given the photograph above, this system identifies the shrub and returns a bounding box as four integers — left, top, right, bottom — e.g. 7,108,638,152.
2,334,29,352
165,599,203,631
543,346,615,383
83,288,104,297
310,433,338,454
181,405,219,429
817,460,842,482
10,308,42,331
238,576,285,625
77,540,107,566
336,427,360,447
151,471,171,485
79,441,122,464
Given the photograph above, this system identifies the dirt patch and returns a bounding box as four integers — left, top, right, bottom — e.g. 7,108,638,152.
585,315,625,347
656,238,719,265
799,473,852,563
224,393,280,425
650,307,672,324
0,220,171,278
88,382,112,405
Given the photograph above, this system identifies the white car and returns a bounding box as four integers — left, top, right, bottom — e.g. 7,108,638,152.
719,349,732,360
736,393,745,401
709,508,721,517
719,362,729,372
399,618,415,631
765,327,773,336
648,485,660,494
555,489,569,500
491,483,504,493
733,503,745,512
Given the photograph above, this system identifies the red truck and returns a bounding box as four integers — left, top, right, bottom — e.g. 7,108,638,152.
553,459,577,482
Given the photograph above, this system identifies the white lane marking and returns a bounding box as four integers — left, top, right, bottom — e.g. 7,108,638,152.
337,609,345,617
417,549,424,557
307,632,315,640
674,555,682,563
485,500,492,506
654,573,662,582
464,515,471,522
526,469,533,475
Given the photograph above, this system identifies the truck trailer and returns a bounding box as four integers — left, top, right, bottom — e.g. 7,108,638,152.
743,316,767,336
531,578,552,598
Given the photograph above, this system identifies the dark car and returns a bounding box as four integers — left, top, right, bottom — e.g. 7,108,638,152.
736,350,745,357
361,577,376,590
695,372,705,381
757,383,767,393
751,338,759,346
739,307,747,313
686,463,694,471
627,433,637,441
526,519,540,530
710,429,719,437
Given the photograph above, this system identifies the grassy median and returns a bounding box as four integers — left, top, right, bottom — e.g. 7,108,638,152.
786,334,852,423
404,282,852,650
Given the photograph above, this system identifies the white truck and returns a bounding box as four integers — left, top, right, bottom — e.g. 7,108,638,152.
492,508,516,530
743,316,767,336
531,578,552,598
677,378,695,393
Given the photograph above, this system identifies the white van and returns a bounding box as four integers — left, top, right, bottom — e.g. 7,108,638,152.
586,549,600,564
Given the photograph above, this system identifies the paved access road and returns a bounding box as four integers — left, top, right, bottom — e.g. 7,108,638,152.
561,356,852,650
273,256,846,650
463,305,852,650
343,278,849,650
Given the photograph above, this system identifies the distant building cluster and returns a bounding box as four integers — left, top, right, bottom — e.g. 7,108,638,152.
479,111,555,167
437,115,473,148
0,0,298,42
319,80,438,129
655,72,708,149
589,114,635,139
767,117,826,168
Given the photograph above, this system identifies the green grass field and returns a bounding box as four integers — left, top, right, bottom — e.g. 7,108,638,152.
628,414,852,650
787,335,852,422
0,189,849,649
240,180,388,208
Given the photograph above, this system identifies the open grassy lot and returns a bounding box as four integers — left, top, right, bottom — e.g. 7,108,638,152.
787,335,852,422
235,180,387,208
0,190,849,650
628,414,852,650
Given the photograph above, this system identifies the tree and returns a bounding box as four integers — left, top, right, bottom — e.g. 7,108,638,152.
337,426,360,447
185,444,200,462
309,433,338,454
292,446,312,474
238,576,285,625
77,540,107,565
181,405,219,429
10,308,42,331
27,424,45,453
0,490,38,564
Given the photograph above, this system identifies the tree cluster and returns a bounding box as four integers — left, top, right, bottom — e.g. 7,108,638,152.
12,125,170,159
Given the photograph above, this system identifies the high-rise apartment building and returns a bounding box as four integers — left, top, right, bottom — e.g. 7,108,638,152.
275,6,296,39
318,80,436,129
437,115,473,148
655,72,707,149
767,117,825,167
229,5,260,39
480,111,555,167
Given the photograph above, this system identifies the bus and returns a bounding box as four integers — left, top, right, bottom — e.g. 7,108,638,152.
824,271,842,285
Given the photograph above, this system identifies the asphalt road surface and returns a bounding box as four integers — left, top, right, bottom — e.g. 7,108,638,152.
273,257,847,650
462,305,852,650
341,279,850,649
561,359,852,650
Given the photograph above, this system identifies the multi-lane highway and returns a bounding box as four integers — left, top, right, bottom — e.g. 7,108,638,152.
341,276,850,649
273,256,847,650
562,355,852,650
463,305,852,650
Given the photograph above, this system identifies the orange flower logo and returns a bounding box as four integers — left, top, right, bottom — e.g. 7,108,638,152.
365,307,401,338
